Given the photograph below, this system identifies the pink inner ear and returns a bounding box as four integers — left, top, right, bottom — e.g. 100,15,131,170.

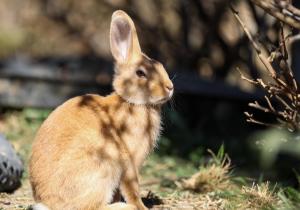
112,18,132,61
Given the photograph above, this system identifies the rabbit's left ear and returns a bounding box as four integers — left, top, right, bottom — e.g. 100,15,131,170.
110,10,141,64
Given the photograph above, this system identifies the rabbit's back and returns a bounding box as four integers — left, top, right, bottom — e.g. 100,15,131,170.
30,94,122,209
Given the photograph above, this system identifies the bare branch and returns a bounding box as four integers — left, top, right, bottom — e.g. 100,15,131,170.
275,95,294,111
246,116,282,128
231,6,277,78
237,67,259,85
265,96,276,112
249,101,270,113
233,2,300,131
251,0,300,29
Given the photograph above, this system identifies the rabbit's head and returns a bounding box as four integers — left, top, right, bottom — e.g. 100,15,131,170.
110,10,174,105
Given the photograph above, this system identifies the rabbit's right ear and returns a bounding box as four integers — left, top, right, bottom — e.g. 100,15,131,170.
110,10,141,64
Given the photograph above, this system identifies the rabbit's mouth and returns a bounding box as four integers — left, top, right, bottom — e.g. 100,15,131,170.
155,94,173,104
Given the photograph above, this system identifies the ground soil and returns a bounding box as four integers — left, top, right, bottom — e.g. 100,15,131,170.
0,180,205,210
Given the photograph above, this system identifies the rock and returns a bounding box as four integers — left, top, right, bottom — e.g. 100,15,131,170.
0,134,24,193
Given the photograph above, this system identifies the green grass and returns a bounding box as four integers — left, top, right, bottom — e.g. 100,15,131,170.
0,108,51,179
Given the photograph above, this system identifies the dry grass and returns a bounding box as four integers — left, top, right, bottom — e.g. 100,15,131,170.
180,156,231,193
239,182,278,210
152,191,227,210
175,147,285,210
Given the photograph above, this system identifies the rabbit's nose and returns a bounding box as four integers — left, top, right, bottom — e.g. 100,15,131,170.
166,84,174,91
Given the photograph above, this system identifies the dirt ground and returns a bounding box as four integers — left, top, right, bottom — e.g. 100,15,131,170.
0,180,206,210
0,181,32,210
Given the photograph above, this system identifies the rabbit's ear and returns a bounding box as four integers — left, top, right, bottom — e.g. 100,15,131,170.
110,10,141,64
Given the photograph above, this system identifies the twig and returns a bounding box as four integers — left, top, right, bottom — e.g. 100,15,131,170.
237,67,259,85
251,0,300,29
231,6,277,78
245,114,282,128
265,96,276,112
275,95,293,110
249,101,270,113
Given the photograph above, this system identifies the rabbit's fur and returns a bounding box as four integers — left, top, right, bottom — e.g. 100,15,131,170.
29,10,173,210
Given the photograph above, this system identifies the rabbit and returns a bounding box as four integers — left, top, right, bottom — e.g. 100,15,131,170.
29,10,174,210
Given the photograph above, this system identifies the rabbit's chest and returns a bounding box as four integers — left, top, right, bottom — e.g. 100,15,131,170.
120,107,161,167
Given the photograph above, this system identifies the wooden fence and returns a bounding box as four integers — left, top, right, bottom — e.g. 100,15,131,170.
0,56,262,108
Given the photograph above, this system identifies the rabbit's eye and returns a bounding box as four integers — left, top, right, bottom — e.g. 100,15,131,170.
136,69,147,78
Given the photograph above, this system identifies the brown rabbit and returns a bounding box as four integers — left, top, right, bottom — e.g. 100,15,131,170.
29,10,173,210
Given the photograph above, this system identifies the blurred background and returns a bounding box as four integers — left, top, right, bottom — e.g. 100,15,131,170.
1,0,300,189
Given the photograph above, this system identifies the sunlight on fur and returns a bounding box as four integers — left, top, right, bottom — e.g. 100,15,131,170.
29,10,173,210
